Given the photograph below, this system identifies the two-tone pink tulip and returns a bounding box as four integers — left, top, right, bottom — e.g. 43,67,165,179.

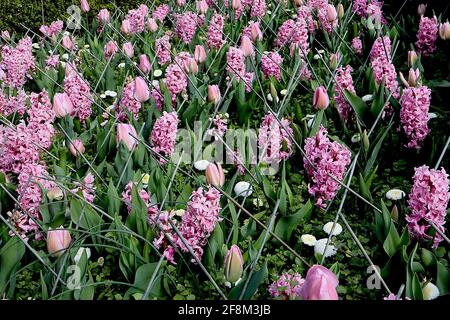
98,9,110,24
300,265,339,300
123,42,134,58
194,45,207,64
121,19,131,34
47,227,72,257
134,77,150,102
224,245,243,284
313,86,329,110
241,35,254,57
207,85,221,105
53,93,74,117
139,54,152,73
206,162,225,188
69,139,85,157
117,123,138,151
80,0,90,13
147,18,158,32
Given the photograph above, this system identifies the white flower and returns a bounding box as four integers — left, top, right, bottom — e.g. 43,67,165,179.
152,80,160,87
194,160,210,171
301,234,317,246
422,282,439,300
100,93,107,99
74,247,91,264
362,94,373,102
351,134,361,143
84,44,90,49
313,54,321,60
385,188,405,201
105,90,117,97
141,173,150,185
62,53,69,60
323,222,343,236
428,112,437,120
32,43,40,49
174,209,185,217
234,181,253,197
280,89,288,96
314,238,337,258
153,69,163,77
60,61,66,68
64,31,70,36
267,93,273,102
118,62,126,68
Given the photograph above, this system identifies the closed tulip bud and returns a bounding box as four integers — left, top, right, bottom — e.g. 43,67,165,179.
177,0,186,6
337,4,344,20
134,77,150,102
1,30,11,41
300,265,339,300
98,9,110,24
439,22,450,40
390,204,399,222
194,45,207,63
408,68,420,87
417,4,427,16
408,51,417,68
224,245,243,284
62,35,74,51
80,0,90,13
47,187,64,201
53,93,74,117
313,86,329,110
207,85,221,105
69,139,85,156
47,227,71,257
250,23,263,42
231,0,242,10
362,129,369,152
240,35,254,57
270,82,277,101
139,54,152,73
196,0,208,14
123,42,134,58
147,18,158,32
206,163,225,188
330,52,341,70
104,40,118,59
121,19,131,34
188,59,199,74
327,4,338,22
117,123,138,151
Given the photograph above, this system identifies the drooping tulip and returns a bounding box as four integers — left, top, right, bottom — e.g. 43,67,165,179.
139,54,152,73
147,18,158,32
240,35,254,57
206,163,225,188
53,93,74,117
80,0,90,13
313,86,329,110
134,77,150,102
69,139,85,157
207,85,221,105
194,45,207,63
123,42,134,58
47,227,72,257
117,123,138,151
300,265,339,300
224,245,244,284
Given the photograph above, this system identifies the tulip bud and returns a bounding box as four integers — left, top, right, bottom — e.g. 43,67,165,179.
231,0,242,10
407,51,417,68
408,68,420,87
439,22,450,40
196,0,209,14
330,52,341,70
207,85,221,105
423,282,440,300
362,130,369,152
121,19,131,34
123,42,134,58
224,245,243,284
98,9,110,24
390,204,399,222
147,18,158,32
337,4,344,20
47,187,64,201
104,40,118,59
80,0,90,13
47,227,71,257
53,93,74,117
117,123,138,151
300,265,339,300
270,82,277,101
250,22,263,42
188,59,199,74
327,4,338,22
1,30,11,41
69,139,85,157
313,86,329,110
206,163,225,188
417,4,427,16
177,0,186,6
139,54,152,73
134,77,150,102
240,35,254,57
194,45,207,63
62,35,74,51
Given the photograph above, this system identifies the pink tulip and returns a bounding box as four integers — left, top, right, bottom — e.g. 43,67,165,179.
194,45,207,63
329,52,341,70
250,22,263,42
69,139,85,157
104,40,118,59
417,4,427,16
224,245,243,284
98,9,110,24
62,35,74,51
300,265,339,300
53,93,74,117
121,19,131,34
337,4,344,20
196,0,208,14
231,0,242,10
134,77,150,102
80,0,90,13
147,18,158,32
240,35,254,57
177,0,186,6
327,4,338,22
407,50,417,68
117,123,138,151
65,62,78,78
47,227,72,257
408,68,420,87
206,163,225,188
1,30,10,41
207,85,221,105
123,42,134,58
188,59,199,74
439,22,450,40
139,54,152,73
313,86,329,110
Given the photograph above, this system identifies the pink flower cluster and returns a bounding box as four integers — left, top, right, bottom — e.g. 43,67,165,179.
353,0,368,17
334,66,356,123
71,172,96,204
151,111,179,164
261,52,283,80
297,5,316,33
104,40,118,60
0,37,35,89
39,20,63,39
352,0,385,23
152,4,171,23
150,84,164,111
122,181,151,213
269,272,304,300
0,89,27,116
406,165,449,249
64,67,93,122
226,46,254,92
125,4,149,34
251,0,266,19
400,85,431,149
318,1,338,33
290,18,310,58
275,19,295,47
207,113,228,140
352,36,363,55
415,16,438,56
155,35,172,65
117,79,141,121
207,14,225,50
303,126,351,208
175,12,199,44
45,55,60,70
258,113,293,165
165,63,188,98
